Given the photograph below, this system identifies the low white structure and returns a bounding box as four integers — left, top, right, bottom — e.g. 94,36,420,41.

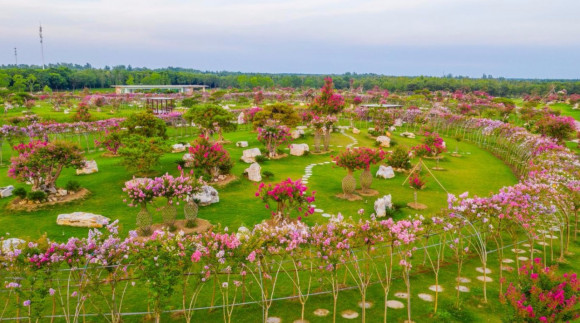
290,143,309,156
192,185,219,206
76,160,98,175
376,165,395,179
374,194,393,218
0,185,14,198
241,148,262,163
57,212,110,228
376,136,391,147
244,163,262,182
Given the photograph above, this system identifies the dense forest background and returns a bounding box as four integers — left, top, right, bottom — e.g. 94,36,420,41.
1,63,579,95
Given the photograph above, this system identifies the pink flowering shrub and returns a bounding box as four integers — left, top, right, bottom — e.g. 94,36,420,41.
188,136,233,180
257,124,292,157
503,258,580,323
310,77,345,114
534,114,577,143
333,147,386,171
408,172,426,190
256,178,315,221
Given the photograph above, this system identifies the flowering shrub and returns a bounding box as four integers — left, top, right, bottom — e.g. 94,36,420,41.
188,136,233,180
72,102,91,122
534,114,577,143
9,140,85,192
255,178,315,221
423,132,447,156
310,77,345,114
408,172,426,190
504,258,580,323
257,124,292,157
387,146,412,170
123,178,156,207
118,135,168,174
370,108,393,133
95,129,123,155
150,171,195,204
333,147,385,171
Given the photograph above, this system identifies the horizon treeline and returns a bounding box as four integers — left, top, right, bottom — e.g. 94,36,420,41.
1,63,579,96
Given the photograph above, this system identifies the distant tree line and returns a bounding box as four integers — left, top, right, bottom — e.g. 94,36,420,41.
1,63,579,96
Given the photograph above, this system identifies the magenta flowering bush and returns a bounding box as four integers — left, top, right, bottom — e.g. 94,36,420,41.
123,178,156,207
188,136,233,180
333,147,385,171
310,77,345,114
504,258,580,323
256,178,315,221
257,124,292,157
150,171,195,204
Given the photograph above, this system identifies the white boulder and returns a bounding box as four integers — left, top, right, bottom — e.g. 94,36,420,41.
171,144,186,153
400,132,416,139
2,238,25,254
192,185,220,206
236,141,249,148
376,136,391,147
241,148,262,163
376,165,395,179
291,129,304,139
183,153,194,167
352,128,360,134
244,163,262,182
290,143,309,156
374,194,393,218
57,212,111,228
237,112,246,124
0,185,14,198
76,160,98,175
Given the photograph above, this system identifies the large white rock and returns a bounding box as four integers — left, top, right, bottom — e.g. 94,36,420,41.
291,129,304,139
290,143,309,156
237,112,246,124
400,132,416,139
183,153,194,167
244,163,262,182
192,185,219,206
374,194,393,218
236,141,249,148
57,212,111,228
76,160,98,175
376,136,391,147
2,238,25,254
0,185,14,198
352,128,361,134
376,165,395,179
171,143,186,153
241,148,262,163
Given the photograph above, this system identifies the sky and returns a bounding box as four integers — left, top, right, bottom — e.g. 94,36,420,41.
1,0,579,79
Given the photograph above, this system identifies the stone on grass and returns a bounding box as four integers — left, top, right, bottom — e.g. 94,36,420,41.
236,141,248,148
291,130,304,139
296,126,307,131
456,277,471,283
341,310,359,319
244,163,262,182
76,160,98,175
476,276,493,282
418,293,434,302
183,153,194,167
313,309,329,317
352,128,360,134
2,238,25,254
57,212,110,228
502,259,515,263
537,241,549,246
192,185,219,206
376,165,395,179
171,144,186,153
376,136,391,147
237,112,246,124
358,301,373,309
476,267,492,274
429,285,444,292
386,300,405,309
400,132,415,139
241,148,262,163
511,248,526,254
290,143,309,156
374,194,393,218
266,317,281,323
456,286,470,293
518,256,529,261
502,265,514,272
0,185,14,198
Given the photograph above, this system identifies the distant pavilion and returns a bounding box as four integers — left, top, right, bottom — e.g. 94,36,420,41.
146,97,175,114
113,85,207,94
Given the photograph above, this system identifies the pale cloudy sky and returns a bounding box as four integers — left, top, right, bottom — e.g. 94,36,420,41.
1,0,579,78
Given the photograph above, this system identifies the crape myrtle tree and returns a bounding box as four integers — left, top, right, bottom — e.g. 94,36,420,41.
252,102,300,129
8,140,85,192
184,104,236,141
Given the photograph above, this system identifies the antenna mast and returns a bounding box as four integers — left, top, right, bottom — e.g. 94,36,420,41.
39,23,45,70
14,47,18,66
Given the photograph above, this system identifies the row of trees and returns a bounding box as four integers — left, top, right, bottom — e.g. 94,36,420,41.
2,65,580,95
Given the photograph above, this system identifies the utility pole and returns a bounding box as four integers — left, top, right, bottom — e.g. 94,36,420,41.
14,47,17,66
39,23,45,70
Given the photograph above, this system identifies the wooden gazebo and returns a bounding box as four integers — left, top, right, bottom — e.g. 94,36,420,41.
146,97,175,114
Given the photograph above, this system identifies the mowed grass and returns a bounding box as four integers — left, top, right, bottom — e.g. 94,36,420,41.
0,127,517,241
